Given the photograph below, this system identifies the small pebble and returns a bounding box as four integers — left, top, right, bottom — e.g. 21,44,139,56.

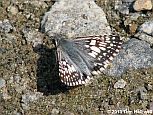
21,92,43,104
135,20,153,44
51,108,60,114
130,13,140,21
64,111,74,115
22,27,43,47
0,78,6,88
0,19,13,33
133,0,152,11
114,79,126,89
149,101,153,111
129,21,138,34
7,5,19,15
139,20,153,35
115,0,135,14
147,84,152,91
136,87,148,100
144,83,153,91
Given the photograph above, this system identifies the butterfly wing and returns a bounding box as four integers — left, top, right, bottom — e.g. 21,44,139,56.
73,33,122,75
57,33,122,86
57,48,91,86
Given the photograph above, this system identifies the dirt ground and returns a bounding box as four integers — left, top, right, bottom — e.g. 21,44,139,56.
0,0,153,115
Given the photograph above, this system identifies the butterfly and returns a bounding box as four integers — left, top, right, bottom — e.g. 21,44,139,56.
52,34,122,86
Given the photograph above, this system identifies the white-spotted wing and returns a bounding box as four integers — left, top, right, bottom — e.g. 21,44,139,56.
56,34,122,86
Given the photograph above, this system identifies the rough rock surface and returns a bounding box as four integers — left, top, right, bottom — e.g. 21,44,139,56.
0,19,13,33
133,0,152,11
115,0,135,14
104,38,153,76
135,20,153,44
0,0,153,114
41,0,112,38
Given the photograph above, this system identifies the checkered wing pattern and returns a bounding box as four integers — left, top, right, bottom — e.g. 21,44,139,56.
57,34,122,86
58,52,91,86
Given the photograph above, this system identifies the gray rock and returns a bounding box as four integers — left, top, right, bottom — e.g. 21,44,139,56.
139,20,153,35
0,19,13,33
122,0,135,2
22,27,43,47
21,103,29,110
149,101,153,111
64,111,74,115
21,92,43,110
147,84,152,91
51,108,60,114
0,78,6,88
14,74,21,83
144,83,152,91
136,87,148,100
135,33,153,45
13,110,22,115
41,0,111,38
0,33,16,44
118,5,130,15
135,20,153,44
129,13,140,21
21,92,43,104
0,48,7,54
114,79,126,89
104,38,153,76
115,0,135,14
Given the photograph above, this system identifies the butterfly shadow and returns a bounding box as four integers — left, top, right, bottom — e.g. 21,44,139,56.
34,44,72,95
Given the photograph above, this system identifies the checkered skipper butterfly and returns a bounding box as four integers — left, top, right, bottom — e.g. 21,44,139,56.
52,34,122,86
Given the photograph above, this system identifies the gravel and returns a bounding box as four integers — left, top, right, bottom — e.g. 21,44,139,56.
0,0,153,114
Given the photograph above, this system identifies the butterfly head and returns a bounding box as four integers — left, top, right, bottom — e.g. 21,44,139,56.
46,31,66,47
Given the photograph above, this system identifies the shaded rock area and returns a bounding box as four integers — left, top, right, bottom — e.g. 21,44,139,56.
0,0,153,115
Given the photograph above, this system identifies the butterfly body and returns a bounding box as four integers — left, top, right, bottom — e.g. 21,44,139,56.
53,34,122,86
